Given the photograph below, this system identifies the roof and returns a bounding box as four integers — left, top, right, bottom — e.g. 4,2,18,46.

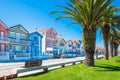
0,20,8,29
72,40,79,43
39,28,57,34
95,46,103,50
66,40,81,43
56,38,67,44
29,31,43,38
9,24,29,33
56,37,62,41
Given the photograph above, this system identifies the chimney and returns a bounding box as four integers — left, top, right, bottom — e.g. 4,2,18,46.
34,28,38,32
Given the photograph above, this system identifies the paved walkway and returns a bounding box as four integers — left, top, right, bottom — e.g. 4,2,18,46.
0,55,103,77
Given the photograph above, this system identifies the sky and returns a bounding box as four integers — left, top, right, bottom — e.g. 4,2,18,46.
0,0,120,47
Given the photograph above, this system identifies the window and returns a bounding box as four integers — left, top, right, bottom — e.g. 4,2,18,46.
22,46,26,52
34,37,38,41
15,46,21,51
77,43,80,48
10,32,15,38
50,32,52,38
50,32,52,35
23,46,26,50
21,34,26,39
0,32,4,38
60,43,64,46
68,44,71,47
16,33,20,39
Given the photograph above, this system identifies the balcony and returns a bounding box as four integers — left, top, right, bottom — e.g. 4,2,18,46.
15,52,29,57
9,38,30,45
0,52,9,58
0,37,9,43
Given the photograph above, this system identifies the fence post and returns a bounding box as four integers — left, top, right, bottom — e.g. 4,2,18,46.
72,62,75,65
43,68,48,72
61,64,65,67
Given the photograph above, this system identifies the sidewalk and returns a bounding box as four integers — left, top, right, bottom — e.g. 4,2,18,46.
0,55,103,77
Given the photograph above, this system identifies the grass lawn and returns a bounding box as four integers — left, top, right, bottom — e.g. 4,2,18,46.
13,56,120,80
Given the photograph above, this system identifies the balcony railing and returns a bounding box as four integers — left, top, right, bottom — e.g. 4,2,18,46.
9,39,30,44
0,37,9,42
0,52,9,57
15,52,29,57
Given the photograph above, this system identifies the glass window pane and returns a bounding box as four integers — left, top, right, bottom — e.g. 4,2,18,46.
15,46,21,51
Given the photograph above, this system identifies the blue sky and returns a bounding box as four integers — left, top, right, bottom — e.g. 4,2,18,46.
0,0,120,47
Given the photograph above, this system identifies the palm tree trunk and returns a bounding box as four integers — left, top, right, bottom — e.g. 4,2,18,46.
110,41,114,57
113,43,118,56
82,27,96,66
102,25,110,60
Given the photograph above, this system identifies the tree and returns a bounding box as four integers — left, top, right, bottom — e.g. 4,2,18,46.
113,32,120,56
101,7,120,60
51,0,113,66
109,15,120,57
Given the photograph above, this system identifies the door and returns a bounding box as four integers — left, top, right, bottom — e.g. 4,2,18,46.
16,33,20,40
1,44,5,56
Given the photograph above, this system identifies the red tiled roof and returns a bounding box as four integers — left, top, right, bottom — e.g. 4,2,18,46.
39,28,57,34
56,37,62,41
95,46,103,50
72,40,78,43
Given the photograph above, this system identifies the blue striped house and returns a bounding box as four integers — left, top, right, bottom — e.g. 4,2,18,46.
29,31,43,59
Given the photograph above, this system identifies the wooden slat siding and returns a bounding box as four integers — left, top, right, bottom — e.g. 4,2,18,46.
17,60,84,74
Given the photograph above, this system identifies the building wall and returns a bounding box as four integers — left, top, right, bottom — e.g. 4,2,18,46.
29,32,42,58
0,21,8,56
42,34,46,53
8,26,30,59
0,22,8,38
67,41,73,52
46,29,56,48
72,42,77,52
40,28,57,53
76,41,81,53
56,39,67,54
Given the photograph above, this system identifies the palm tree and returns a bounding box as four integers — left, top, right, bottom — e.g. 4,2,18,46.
109,31,115,57
113,32,120,56
109,15,120,57
101,7,120,60
51,0,113,66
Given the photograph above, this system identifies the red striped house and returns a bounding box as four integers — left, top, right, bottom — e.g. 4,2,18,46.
40,28,57,53
0,20,9,57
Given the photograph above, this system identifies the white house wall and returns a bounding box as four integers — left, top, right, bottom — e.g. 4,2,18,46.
42,34,46,54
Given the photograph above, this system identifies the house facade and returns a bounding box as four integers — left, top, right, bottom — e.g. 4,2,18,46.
55,37,67,57
66,40,82,57
72,40,77,53
66,40,73,53
8,25,30,60
40,28,57,54
29,31,43,59
0,20,9,60
76,40,81,55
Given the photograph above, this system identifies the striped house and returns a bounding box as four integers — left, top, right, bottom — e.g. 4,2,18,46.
8,25,30,60
40,28,57,54
0,20,9,60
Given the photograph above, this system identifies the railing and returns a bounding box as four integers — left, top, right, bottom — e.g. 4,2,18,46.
15,52,29,57
0,52,9,57
0,37,9,42
9,39,30,44
0,52,7,56
17,60,84,74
